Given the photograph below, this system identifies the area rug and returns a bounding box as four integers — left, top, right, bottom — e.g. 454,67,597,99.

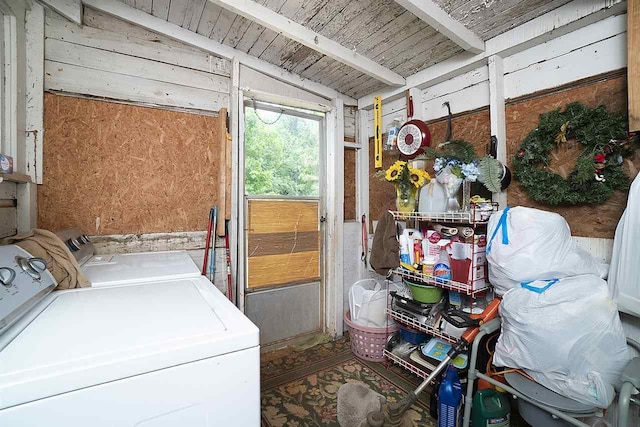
261,335,436,427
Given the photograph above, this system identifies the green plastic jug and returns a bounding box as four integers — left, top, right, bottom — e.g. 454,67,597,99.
471,388,510,427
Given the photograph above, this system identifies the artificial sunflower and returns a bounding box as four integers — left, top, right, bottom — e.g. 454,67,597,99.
409,168,431,188
384,160,406,182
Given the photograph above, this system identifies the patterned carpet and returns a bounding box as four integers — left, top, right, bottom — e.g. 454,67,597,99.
260,335,436,427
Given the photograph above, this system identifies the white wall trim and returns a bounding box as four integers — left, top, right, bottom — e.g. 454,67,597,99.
488,55,507,209
325,97,345,337
40,0,82,25
25,2,44,184
229,57,239,307
357,109,370,282
240,88,331,113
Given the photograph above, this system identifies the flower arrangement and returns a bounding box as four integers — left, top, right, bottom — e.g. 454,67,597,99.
377,160,431,212
418,140,507,193
433,157,480,181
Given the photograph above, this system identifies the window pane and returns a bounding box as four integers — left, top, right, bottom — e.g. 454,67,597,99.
244,107,320,196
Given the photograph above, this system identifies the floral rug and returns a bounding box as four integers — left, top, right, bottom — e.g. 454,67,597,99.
261,335,436,427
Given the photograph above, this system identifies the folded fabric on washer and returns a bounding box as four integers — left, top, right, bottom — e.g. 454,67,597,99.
3,229,90,289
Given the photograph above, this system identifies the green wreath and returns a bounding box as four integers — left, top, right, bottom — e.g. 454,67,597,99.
513,102,632,205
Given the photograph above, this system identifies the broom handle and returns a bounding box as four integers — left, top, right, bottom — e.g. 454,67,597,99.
415,355,452,396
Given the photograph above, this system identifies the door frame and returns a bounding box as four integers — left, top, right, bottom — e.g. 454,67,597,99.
232,87,344,338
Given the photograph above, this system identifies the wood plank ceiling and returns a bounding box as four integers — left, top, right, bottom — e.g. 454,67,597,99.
119,0,572,98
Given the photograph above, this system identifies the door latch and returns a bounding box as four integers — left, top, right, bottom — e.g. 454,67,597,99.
319,216,327,223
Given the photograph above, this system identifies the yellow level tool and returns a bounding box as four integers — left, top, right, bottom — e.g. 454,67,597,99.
374,96,382,168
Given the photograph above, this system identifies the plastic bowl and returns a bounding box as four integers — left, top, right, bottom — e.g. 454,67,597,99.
403,278,443,303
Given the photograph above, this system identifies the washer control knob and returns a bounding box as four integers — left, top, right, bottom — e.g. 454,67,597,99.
15,256,48,280
28,258,48,273
0,267,15,287
66,238,81,252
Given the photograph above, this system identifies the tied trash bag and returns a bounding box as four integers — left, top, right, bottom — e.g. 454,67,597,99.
486,207,605,295
494,275,630,408
609,173,640,314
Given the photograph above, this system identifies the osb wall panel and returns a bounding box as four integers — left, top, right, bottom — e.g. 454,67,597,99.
40,93,223,234
506,73,639,238
368,109,491,226
344,148,357,221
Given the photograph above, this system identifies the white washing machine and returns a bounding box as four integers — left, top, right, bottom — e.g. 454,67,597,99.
0,244,260,426
55,228,202,287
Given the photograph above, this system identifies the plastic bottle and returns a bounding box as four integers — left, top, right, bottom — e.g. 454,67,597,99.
399,234,411,265
384,117,402,151
438,365,463,427
423,256,436,276
471,388,510,427
433,247,452,284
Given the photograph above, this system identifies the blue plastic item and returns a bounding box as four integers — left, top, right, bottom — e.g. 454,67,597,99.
397,324,428,345
438,365,463,427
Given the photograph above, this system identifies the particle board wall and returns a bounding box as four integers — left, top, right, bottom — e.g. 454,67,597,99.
39,93,226,235
506,71,639,238
368,109,491,226
344,148,357,221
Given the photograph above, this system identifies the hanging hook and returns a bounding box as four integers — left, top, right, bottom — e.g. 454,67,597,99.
442,101,452,143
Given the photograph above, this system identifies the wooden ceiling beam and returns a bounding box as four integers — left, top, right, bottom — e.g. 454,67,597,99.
82,0,356,104
207,0,406,87
394,0,484,54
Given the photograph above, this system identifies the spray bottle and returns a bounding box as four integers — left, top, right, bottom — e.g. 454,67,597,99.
438,365,463,427
433,242,452,285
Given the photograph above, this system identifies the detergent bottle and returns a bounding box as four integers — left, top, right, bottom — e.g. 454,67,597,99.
433,246,452,285
438,365,462,427
471,388,510,427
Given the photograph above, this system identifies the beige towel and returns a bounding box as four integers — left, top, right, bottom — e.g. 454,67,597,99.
3,229,90,289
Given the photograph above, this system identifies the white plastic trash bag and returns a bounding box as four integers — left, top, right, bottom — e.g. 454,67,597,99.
609,173,640,315
348,279,388,327
494,275,630,408
486,206,605,295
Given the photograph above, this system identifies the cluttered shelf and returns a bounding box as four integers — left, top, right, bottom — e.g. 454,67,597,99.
394,268,490,296
386,308,457,344
389,203,498,225
383,349,430,380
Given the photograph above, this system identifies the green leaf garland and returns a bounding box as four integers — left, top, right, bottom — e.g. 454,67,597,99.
513,102,631,205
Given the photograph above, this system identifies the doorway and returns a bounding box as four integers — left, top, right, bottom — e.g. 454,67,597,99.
241,100,325,346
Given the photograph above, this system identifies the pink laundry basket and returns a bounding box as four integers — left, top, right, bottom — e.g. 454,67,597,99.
344,310,397,362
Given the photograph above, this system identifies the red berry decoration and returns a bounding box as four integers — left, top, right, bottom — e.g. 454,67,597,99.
593,153,606,163
517,150,525,158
